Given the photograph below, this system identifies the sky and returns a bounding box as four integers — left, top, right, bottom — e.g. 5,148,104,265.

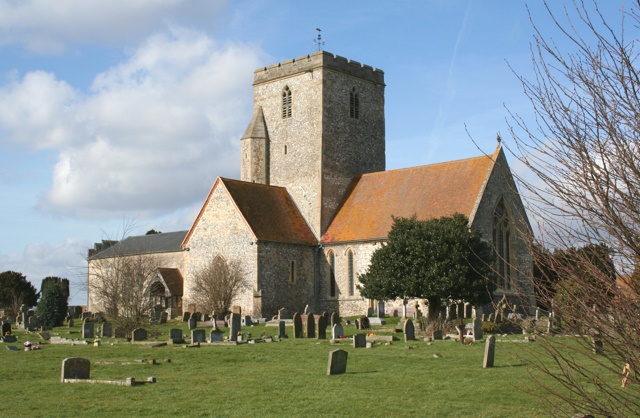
0,1,628,305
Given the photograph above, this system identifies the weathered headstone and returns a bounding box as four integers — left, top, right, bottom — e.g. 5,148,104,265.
317,315,327,339
203,313,210,322
332,323,344,340
403,318,415,342
483,335,496,368
82,320,94,339
101,322,112,338
278,320,286,338
132,328,148,342
169,329,183,341
188,316,197,330
193,312,202,321
377,301,385,318
229,313,241,342
432,330,443,340
354,319,360,330
353,334,366,348
330,312,340,328
73,306,82,319
160,312,168,324
359,316,370,329
210,329,224,342
292,312,303,338
322,311,330,328
231,305,242,315
2,321,11,336
61,357,90,382
305,313,315,338
473,318,483,341
242,315,253,326
68,318,74,328
81,311,91,321
183,311,191,322
327,349,348,375
191,329,206,343
366,307,374,317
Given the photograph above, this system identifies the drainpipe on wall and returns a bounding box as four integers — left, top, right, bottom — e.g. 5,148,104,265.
313,244,322,313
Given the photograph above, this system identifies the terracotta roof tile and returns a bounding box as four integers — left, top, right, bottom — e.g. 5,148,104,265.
222,178,317,245
321,153,495,243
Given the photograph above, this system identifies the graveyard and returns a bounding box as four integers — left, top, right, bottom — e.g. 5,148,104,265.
0,312,613,417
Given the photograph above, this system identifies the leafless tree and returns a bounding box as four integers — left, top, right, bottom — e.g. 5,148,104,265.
189,257,249,317
505,1,640,416
86,225,160,338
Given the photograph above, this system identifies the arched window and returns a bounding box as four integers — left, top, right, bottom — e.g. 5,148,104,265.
282,86,292,119
328,251,336,297
493,201,512,290
349,87,359,119
347,249,355,296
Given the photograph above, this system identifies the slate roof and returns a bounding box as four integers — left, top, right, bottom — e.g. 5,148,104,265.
157,268,184,296
321,150,497,243
89,230,189,260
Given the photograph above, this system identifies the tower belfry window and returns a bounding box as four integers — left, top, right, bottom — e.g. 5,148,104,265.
349,87,359,119
282,86,292,119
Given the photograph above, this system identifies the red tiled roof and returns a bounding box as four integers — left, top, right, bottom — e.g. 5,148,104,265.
321,151,497,243
221,178,317,245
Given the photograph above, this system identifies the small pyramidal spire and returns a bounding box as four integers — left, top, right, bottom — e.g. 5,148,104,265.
313,28,325,51
496,132,502,144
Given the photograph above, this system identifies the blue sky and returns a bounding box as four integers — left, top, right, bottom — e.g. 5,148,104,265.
0,1,627,305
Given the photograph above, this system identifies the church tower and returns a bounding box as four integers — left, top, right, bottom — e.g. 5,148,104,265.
241,51,386,237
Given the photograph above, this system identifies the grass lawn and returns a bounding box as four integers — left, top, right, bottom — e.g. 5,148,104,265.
0,317,584,417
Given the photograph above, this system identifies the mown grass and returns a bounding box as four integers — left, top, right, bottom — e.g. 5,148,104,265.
0,317,599,417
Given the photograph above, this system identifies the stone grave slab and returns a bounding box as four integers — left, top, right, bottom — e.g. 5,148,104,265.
305,313,315,338
101,322,112,338
278,320,286,338
353,334,366,348
191,329,206,343
331,323,344,340
61,357,90,382
483,335,496,368
403,318,415,342
292,313,303,338
327,349,348,375
229,313,241,342
210,329,224,342
317,315,326,339
82,321,94,339
132,328,148,342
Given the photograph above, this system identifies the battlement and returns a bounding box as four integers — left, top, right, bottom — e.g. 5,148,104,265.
253,50,385,85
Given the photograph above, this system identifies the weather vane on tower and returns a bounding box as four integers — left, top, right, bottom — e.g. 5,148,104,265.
314,28,325,51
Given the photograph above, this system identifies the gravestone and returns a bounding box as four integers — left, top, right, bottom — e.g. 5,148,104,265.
210,329,224,342
359,316,370,329
170,329,183,340
465,303,472,318
188,317,197,330
354,319,360,330
366,307,374,317
432,330,443,340
322,311,330,328
242,315,252,326
68,318,74,328
229,313,241,342
61,357,90,382
132,328,148,342
327,349,348,375
303,304,310,315
305,313,315,338
81,312,91,321
330,312,340,328
191,329,206,343
203,313,210,322
82,320,94,339
317,315,327,339
331,323,344,340
73,306,82,319
101,322,112,338
278,320,286,338
292,312,303,339
183,311,191,322
353,334,366,348
473,318,483,341
231,305,242,315
193,312,202,322
483,335,496,368
2,321,11,336
535,308,540,321
377,301,385,318
160,312,168,324
403,318,415,342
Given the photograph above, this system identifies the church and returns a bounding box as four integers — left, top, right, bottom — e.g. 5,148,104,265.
87,50,534,319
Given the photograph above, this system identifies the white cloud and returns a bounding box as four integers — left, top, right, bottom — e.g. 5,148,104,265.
0,0,227,53
0,27,266,218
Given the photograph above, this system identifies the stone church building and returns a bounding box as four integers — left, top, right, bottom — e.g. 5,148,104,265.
88,50,534,319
